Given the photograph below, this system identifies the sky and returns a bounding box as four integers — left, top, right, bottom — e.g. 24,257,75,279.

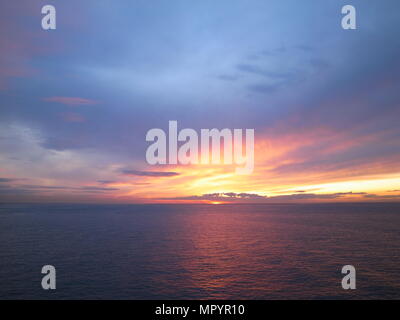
1,0,400,203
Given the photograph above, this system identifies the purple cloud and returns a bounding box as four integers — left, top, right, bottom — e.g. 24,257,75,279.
43,96,99,106
121,170,180,177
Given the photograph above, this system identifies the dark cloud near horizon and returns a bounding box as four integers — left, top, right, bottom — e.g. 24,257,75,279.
121,169,180,177
164,191,380,202
0,178,17,183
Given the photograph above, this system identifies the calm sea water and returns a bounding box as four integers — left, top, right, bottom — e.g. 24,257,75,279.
0,203,400,300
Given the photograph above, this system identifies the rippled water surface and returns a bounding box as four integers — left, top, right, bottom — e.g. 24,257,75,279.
1,203,400,299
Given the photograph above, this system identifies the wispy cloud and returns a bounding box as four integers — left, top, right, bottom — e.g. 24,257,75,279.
0,184,119,196
97,180,117,185
43,97,99,106
121,169,180,177
236,64,291,80
0,178,17,183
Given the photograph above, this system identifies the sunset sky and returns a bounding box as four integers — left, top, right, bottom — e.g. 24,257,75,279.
1,0,400,203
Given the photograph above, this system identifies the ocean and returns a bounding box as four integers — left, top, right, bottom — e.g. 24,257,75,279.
0,203,399,299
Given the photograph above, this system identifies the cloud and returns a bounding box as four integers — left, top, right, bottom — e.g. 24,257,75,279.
43,97,99,106
0,184,119,197
259,46,287,57
236,64,291,80
247,83,279,94
0,178,17,183
121,169,180,177
217,74,239,82
163,191,374,203
80,186,119,191
363,194,400,200
198,192,266,200
21,185,118,192
0,2,42,90
40,137,92,151
60,112,86,123
97,180,117,185
292,188,321,193
235,62,304,94
295,45,314,52
308,58,330,70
